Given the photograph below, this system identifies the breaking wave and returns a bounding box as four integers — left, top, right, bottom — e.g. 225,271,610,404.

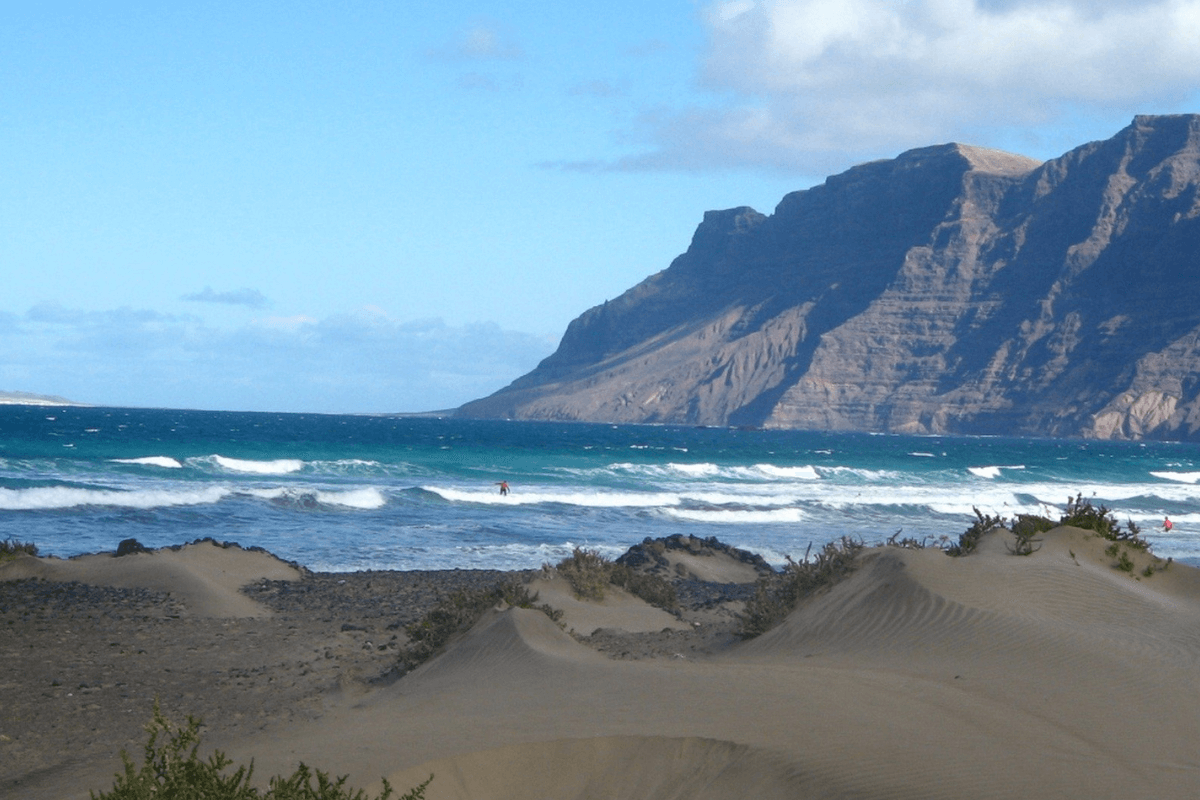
110,456,184,469
0,485,230,511
206,455,305,474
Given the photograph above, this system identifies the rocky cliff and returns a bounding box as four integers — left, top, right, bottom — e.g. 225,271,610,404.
458,115,1200,441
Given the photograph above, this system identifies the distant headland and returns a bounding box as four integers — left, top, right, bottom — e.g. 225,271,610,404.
0,390,85,406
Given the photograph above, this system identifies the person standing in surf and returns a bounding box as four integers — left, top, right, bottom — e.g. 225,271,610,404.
497,481,509,496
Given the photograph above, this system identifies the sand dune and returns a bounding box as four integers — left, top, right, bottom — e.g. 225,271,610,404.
4,527,1199,799
0,539,301,618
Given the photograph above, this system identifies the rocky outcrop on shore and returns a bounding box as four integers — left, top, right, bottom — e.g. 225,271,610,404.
459,115,1200,442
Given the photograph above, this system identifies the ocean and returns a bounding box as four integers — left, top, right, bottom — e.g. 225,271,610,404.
2,404,1199,571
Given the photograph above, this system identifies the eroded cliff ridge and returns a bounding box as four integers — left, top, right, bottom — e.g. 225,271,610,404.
459,115,1200,441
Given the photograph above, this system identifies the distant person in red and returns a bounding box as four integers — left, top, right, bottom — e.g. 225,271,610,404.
1164,516,1173,531
497,481,509,496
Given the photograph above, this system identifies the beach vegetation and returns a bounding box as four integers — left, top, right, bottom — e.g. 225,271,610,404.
885,529,933,549
0,538,37,562
552,547,679,612
1058,494,1149,550
1005,514,1051,555
739,536,863,639
397,578,561,672
554,547,610,601
945,508,1005,556
945,496,1152,564
90,701,430,800
1114,549,1135,572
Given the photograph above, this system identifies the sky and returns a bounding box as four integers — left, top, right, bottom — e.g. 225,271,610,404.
4,1,1199,413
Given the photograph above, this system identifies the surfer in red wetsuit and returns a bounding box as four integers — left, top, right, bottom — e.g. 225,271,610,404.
1164,516,1173,531
497,481,509,496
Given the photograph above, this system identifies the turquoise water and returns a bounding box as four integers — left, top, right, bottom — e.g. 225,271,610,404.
2,405,1199,570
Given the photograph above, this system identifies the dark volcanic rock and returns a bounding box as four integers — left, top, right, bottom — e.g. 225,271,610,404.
617,534,775,579
458,115,1200,442
115,538,148,557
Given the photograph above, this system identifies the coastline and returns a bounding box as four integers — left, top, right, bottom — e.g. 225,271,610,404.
3,532,1199,799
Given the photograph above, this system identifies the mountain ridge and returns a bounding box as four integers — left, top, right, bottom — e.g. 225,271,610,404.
459,115,1200,442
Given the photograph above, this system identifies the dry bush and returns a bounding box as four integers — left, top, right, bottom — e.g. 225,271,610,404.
553,547,678,612
397,578,560,672
945,508,1006,556
739,536,863,639
91,701,430,799
1,538,37,562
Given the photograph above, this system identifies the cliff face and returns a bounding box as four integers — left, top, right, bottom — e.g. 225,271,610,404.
458,115,1200,441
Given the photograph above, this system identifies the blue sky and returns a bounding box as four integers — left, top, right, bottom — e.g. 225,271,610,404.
4,1,1199,412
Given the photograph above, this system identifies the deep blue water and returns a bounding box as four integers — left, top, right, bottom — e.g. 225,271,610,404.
2,405,1199,570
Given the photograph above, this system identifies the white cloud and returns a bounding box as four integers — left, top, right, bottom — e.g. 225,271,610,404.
1,304,555,413
624,0,1200,173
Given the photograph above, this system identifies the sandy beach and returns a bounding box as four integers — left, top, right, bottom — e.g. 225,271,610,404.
3,529,1199,799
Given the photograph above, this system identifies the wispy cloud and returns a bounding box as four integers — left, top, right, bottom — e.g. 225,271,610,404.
430,22,524,61
602,0,1200,174
182,287,269,308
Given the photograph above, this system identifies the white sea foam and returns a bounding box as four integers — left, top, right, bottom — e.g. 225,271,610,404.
667,462,721,477
679,490,799,507
751,464,820,480
1150,470,1200,484
318,488,387,509
209,455,304,475
605,462,722,480
818,465,899,481
666,507,806,524
0,485,229,511
426,486,681,508
968,465,1026,479
111,456,183,469
243,487,386,510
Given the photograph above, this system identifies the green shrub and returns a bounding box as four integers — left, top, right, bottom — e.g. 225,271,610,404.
552,548,678,612
91,701,430,800
397,578,561,672
1059,494,1148,550
1005,514,1052,555
739,536,863,639
1114,550,1135,573
554,548,611,602
946,508,1006,556
0,538,37,562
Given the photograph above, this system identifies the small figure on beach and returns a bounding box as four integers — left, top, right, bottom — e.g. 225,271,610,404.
1164,516,1173,531
497,481,509,496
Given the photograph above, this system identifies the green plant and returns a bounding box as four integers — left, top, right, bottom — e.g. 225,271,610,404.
946,508,1006,556
885,529,929,549
1005,514,1052,556
398,578,561,672
1114,550,1135,573
91,701,429,800
554,547,611,601
0,538,37,562
740,536,863,639
1059,494,1148,551
552,548,678,611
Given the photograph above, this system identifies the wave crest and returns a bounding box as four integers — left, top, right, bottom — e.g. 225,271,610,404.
207,455,305,475
0,485,229,511
110,456,183,469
